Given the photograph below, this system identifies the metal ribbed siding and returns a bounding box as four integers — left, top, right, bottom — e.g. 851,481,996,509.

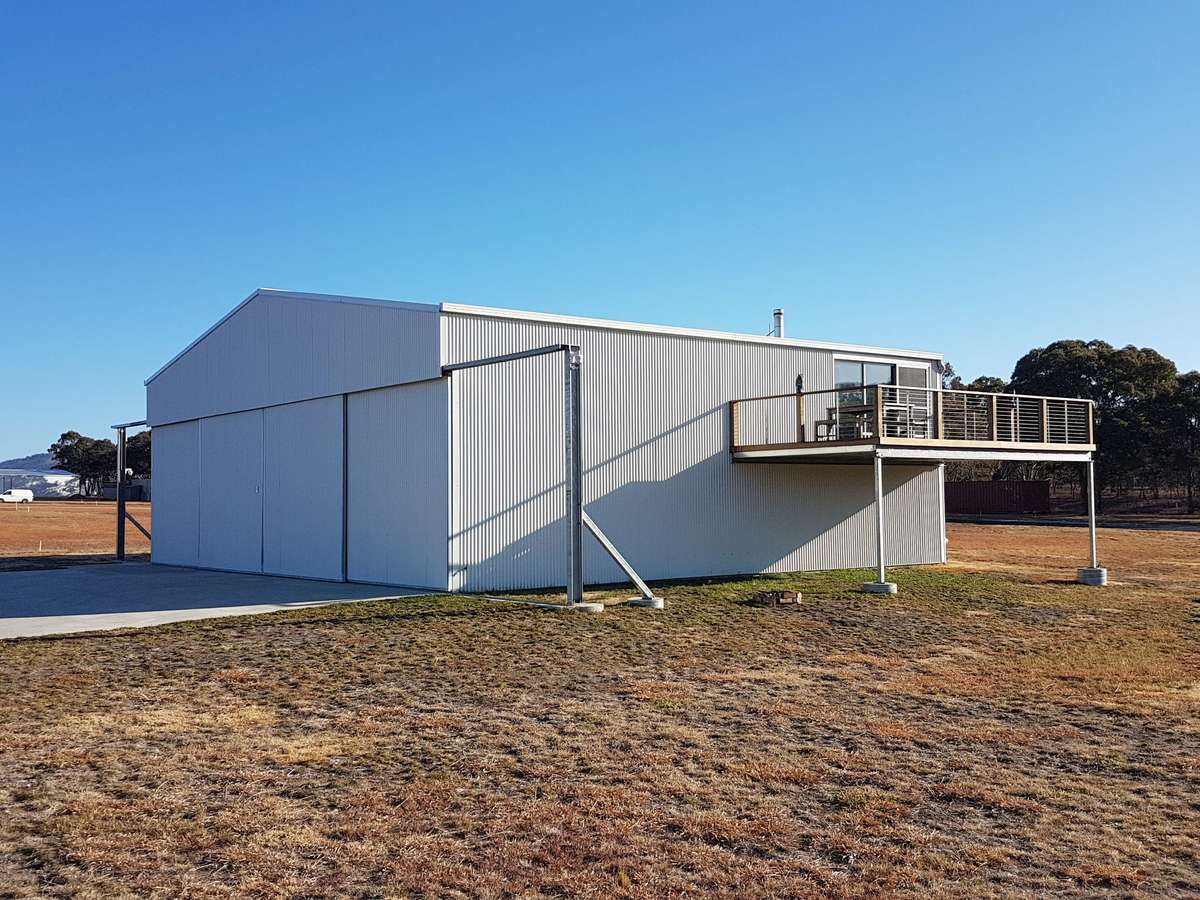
149,420,200,567
347,380,450,590
263,396,345,580
444,313,943,592
944,479,1051,515
198,409,264,573
147,292,441,426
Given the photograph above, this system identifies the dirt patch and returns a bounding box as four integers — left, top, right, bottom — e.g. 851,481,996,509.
946,522,1200,587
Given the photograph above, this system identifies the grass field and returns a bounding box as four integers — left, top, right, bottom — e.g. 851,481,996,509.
0,514,1197,896
0,501,150,568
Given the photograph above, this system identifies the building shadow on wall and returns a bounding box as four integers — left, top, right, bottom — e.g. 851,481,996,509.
455,427,936,593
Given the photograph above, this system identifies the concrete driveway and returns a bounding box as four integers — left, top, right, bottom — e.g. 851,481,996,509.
0,562,426,639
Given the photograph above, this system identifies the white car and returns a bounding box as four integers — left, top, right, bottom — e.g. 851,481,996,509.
0,489,34,503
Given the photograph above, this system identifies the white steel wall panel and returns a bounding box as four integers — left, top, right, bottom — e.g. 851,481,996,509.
347,379,449,589
148,292,441,426
445,313,944,592
263,396,344,580
149,420,200,567
198,410,264,573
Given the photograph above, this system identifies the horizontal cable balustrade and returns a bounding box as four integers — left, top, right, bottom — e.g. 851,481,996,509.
730,385,1094,452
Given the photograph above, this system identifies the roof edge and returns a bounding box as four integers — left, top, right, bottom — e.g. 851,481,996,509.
438,302,944,361
145,288,943,388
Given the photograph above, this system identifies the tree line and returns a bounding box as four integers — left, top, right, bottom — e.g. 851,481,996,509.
47,431,151,497
944,340,1200,513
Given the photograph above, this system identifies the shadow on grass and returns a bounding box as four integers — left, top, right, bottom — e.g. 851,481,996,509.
0,553,150,572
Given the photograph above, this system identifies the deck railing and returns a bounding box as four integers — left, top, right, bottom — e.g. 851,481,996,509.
730,385,1094,451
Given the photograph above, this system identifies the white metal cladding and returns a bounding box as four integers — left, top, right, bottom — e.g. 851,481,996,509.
146,291,441,427
440,302,944,362
347,379,450,589
149,420,200,567
263,396,344,580
198,409,264,573
444,312,944,591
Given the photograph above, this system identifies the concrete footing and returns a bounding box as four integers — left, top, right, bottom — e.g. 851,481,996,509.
562,601,605,614
862,581,898,595
627,596,666,609
1077,567,1108,586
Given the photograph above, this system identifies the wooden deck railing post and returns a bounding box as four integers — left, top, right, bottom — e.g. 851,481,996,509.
797,392,804,443
1041,398,1049,443
990,394,998,442
874,385,884,439
935,389,943,439
729,400,739,452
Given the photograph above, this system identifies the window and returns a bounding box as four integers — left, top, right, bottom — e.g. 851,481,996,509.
829,360,931,440
835,360,929,404
836,359,897,406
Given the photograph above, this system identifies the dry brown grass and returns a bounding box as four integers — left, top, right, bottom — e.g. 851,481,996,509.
0,500,150,567
1,524,1198,896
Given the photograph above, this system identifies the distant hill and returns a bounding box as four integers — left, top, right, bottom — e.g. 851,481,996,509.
0,452,62,471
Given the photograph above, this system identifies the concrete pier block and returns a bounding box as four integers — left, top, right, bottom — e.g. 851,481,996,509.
627,596,666,609
862,581,898,595
1077,567,1108,586
562,601,605,613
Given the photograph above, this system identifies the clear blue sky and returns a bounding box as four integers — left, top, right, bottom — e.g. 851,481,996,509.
2,1,1197,459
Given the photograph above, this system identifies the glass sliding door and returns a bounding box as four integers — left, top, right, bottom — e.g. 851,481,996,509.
834,360,895,440
835,359,868,406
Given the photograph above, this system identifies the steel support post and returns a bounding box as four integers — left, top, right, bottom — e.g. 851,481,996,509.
115,426,127,560
862,452,897,594
1075,458,1108,584
1087,459,1098,568
564,349,584,605
874,452,885,583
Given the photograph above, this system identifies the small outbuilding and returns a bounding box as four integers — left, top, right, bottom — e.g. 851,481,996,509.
0,469,79,498
144,289,1100,594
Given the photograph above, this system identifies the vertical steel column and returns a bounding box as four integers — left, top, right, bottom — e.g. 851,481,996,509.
341,394,349,582
115,426,127,560
873,452,886,584
564,348,584,605
1086,458,1098,569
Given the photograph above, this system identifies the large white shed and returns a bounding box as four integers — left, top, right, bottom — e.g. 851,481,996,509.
145,288,952,592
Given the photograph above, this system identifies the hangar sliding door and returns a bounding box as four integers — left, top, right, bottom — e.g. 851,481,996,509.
198,409,264,573
347,380,449,589
263,396,344,580
150,420,200,567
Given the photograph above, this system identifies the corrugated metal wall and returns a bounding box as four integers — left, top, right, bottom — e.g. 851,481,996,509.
149,420,200,567
148,292,944,590
347,379,450,589
944,480,1051,515
198,409,264,573
263,396,345,580
444,312,944,592
147,293,441,426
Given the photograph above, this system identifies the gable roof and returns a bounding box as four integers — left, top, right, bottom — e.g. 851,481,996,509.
147,288,942,385
144,289,439,385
